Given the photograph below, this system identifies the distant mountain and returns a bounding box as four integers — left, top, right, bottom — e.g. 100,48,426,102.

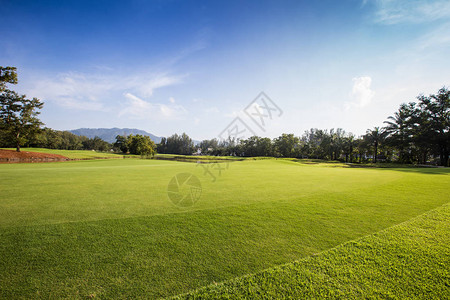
70,128,162,144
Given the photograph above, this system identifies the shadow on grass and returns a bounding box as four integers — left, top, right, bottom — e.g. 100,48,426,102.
372,167,450,175
290,158,450,175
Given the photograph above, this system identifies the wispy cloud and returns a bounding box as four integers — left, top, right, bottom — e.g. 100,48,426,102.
369,0,450,24
25,70,185,113
119,93,187,120
345,76,375,110
203,106,220,113
136,73,185,98
416,22,450,50
26,72,113,111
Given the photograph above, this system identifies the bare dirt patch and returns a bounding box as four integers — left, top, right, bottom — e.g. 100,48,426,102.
0,149,69,163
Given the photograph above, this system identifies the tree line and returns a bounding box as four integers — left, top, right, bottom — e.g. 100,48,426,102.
0,126,157,156
1,66,448,165
157,87,449,166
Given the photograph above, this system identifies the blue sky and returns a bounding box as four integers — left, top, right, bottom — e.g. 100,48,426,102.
2,0,450,140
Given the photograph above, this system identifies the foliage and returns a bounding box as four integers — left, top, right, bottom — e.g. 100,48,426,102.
24,127,112,152
70,128,161,143
81,136,111,152
114,134,156,156
0,66,44,151
0,66,18,89
128,134,156,156
183,87,449,166
364,127,388,163
113,135,129,153
157,133,194,155
383,87,450,166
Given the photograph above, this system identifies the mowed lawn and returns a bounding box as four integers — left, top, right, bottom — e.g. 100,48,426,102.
0,158,449,298
178,203,450,299
1,147,126,159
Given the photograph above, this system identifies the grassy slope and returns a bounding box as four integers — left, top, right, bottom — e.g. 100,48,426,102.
0,159,449,298
1,147,125,159
1,148,242,161
177,203,450,299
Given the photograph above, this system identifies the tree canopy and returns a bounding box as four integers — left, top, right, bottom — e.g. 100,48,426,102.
178,87,449,166
114,134,156,156
0,66,44,151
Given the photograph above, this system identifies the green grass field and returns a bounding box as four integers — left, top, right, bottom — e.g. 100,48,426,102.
1,147,126,159
0,158,449,298
177,203,450,299
1,148,243,161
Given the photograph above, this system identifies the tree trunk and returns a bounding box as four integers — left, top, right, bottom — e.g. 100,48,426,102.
439,146,445,166
444,148,449,167
349,146,353,163
374,142,378,163
16,132,21,152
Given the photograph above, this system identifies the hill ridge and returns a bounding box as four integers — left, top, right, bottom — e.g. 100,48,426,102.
69,127,162,143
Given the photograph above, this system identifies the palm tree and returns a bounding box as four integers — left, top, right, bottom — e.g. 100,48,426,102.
342,134,356,163
365,127,387,163
383,103,414,163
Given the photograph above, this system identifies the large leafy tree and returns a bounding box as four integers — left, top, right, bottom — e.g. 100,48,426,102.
273,133,299,158
128,134,156,156
383,87,449,166
114,135,129,154
159,133,194,155
0,66,44,152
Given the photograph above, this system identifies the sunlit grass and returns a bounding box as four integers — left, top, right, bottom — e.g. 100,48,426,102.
1,147,125,159
178,203,450,299
0,158,448,298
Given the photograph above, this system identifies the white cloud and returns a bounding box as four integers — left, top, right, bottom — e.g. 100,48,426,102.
369,0,450,24
345,76,375,110
169,97,175,103
25,72,112,111
203,106,219,113
119,92,187,120
24,70,185,112
137,74,185,98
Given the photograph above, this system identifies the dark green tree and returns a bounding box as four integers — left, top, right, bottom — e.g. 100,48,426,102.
114,135,129,153
0,67,18,90
0,67,44,152
417,88,450,166
384,103,415,163
364,127,387,163
342,134,356,163
128,134,156,156
273,133,299,158
162,133,194,155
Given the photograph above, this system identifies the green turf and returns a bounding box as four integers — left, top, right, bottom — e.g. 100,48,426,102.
176,203,450,299
1,147,126,159
2,147,243,161
0,158,449,298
